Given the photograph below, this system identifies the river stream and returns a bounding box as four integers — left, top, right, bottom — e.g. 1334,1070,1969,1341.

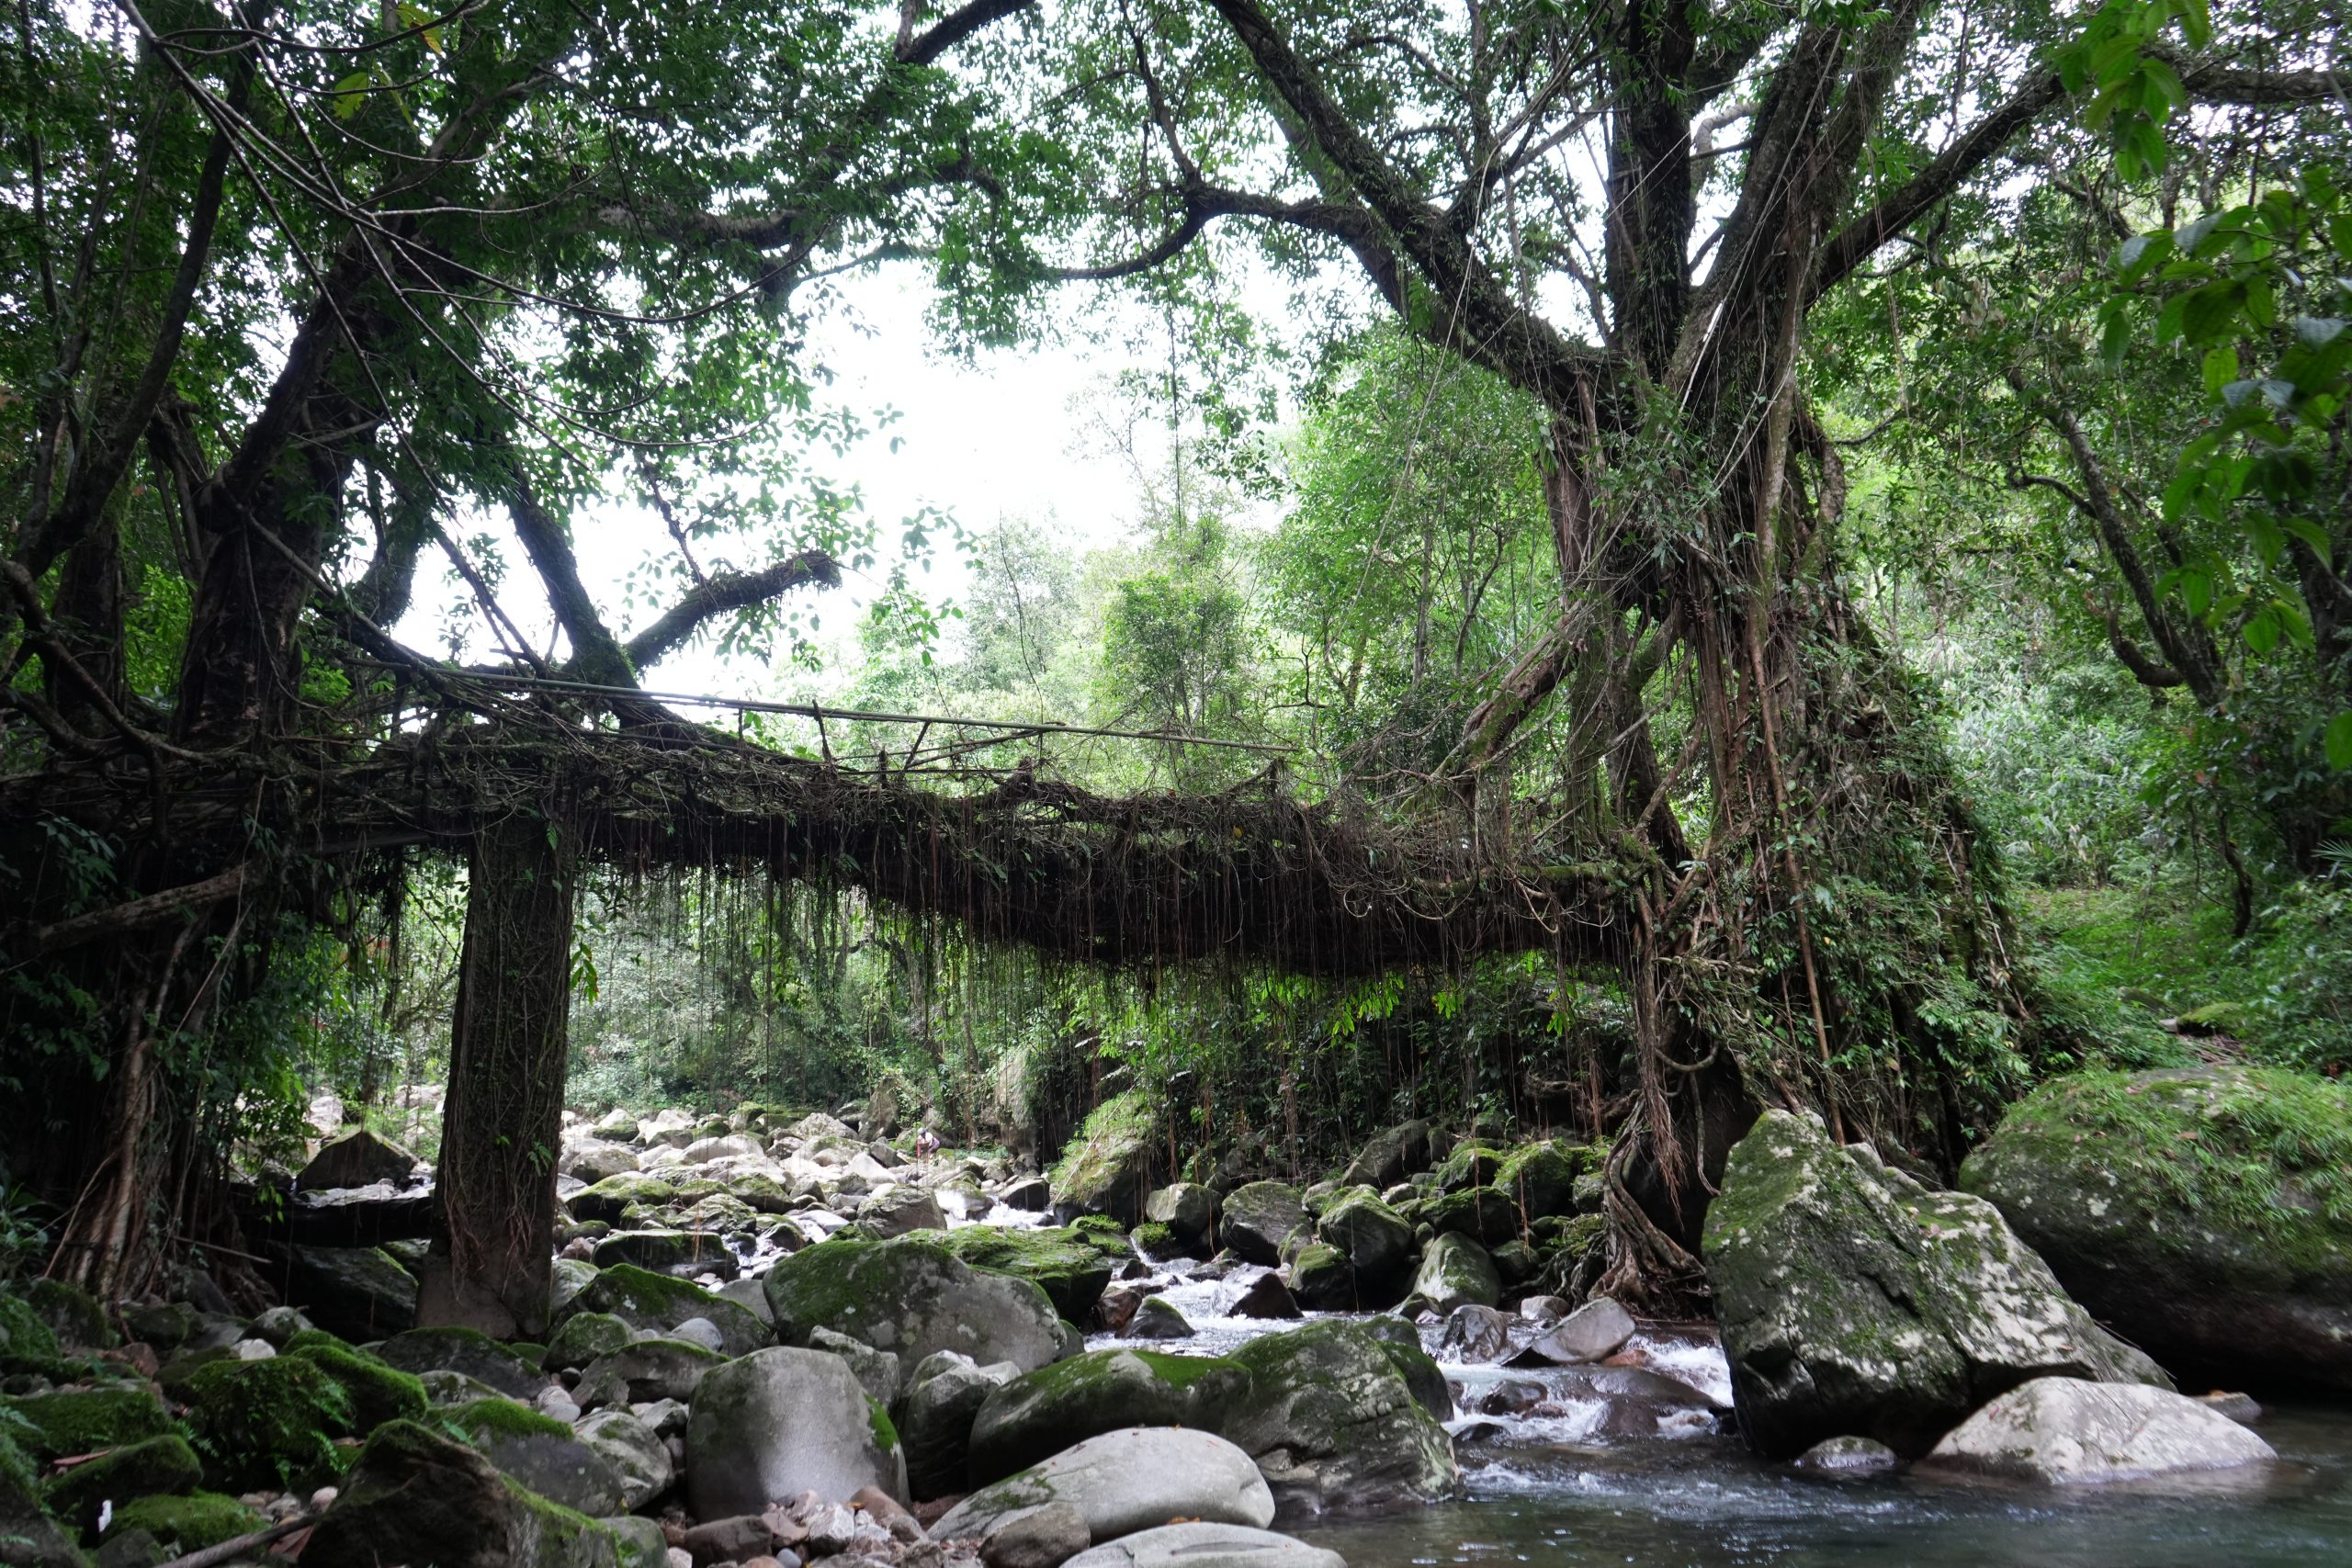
1083,1252,2352,1568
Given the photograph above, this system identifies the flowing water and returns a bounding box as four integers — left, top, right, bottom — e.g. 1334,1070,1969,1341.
1085,1258,2352,1568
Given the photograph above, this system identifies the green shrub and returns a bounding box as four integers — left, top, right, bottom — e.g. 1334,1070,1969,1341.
184,1356,351,1493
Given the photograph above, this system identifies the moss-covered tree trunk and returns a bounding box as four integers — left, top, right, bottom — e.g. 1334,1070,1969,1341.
421,811,577,1337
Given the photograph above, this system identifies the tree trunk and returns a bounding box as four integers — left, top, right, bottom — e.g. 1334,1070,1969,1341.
421,810,577,1338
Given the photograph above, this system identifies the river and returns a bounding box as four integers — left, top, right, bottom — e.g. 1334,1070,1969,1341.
1085,1257,2352,1568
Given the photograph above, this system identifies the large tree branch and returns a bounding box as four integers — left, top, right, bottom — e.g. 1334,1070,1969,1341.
625,551,842,670
1815,50,2352,299
898,0,1034,67
1205,0,1600,406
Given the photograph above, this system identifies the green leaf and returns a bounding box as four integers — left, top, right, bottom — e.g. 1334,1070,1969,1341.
2243,604,2279,654
2280,515,2334,563
2327,712,2352,772
328,71,369,120
2201,344,2238,397
2179,282,2245,344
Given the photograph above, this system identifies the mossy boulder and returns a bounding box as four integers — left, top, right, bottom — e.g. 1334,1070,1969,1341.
1432,1139,1506,1193
1410,1232,1499,1314
1219,1183,1309,1266
1340,1121,1436,1190
24,1282,113,1354
448,1400,625,1517
0,1294,61,1372
304,1420,618,1568
1049,1091,1159,1226
763,1236,1062,1377
1,1389,173,1461
965,1348,1249,1487
568,1175,677,1228
287,1340,429,1431
0,1446,79,1568
571,1340,726,1411
288,1245,417,1342
183,1355,352,1493
1283,1243,1362,1311
1705,1108,2170,1461
562,1266,767,1357
1491,1143,1581,1219
103,1491,264,1551
543,1313,633,1373
1142,1184,1218,1244
937,1228,1116,1323
1422,1185,1521,1247
1220,1320,1459,1513
1960,1066,2352,1395
683,1348,906,1520
1129,1222,1189,1263
1316,1189,1414,1283
41,1435,202,1533
376,1327,545,1401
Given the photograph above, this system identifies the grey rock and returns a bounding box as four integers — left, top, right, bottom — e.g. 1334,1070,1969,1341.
1918,1376,2276,1483
967,1348,1250,1487
1126,1296,1193,1341
1340,1122,1435,1191
288,1245,417,1341
1518,1295,1569,1326
977,1501,1090,1568
1228,1272,1302,1320
574,1339,728,1410
669,1316,727,1353
568,1143,642,1184
305,1420,618,1568
1222,1319,1460,1512
299,1128,420,1190
1434,1304,1513,1364
455,1400,627,1515
808,1324,902,1405
547,1312,636,1371
601,1517,669,1568
764,1236,1063,1379
1143,1184,1218,1243
1526,1297,1634,1365
901,1356,1011,1501
1410,1234,1498,1315
718,1279,777,1326
1000,1178,1053,1213
1064,1525,1345,1568
930,1427,1273,1545
1220,1183,1309,1266
378,1325,547,1400
249,1305,313,1348
859,1188,949,1239
577,1408,675,1511
1704,1110,2170,1461
1790,1435,1901,1478
684,1347,908,1519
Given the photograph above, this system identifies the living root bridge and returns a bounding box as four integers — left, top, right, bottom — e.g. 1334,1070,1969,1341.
330,725,1630,976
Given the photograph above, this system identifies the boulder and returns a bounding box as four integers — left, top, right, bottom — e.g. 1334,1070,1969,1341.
1220,1183,1309,1266
575,1408,673,1511
304,1420,617,1568
1143,1184,1218,1243
976,1499,1090,1568
41,1434,202,1533
682,1135,763,1165
591,1231,732,1274
684,1347,907,1519
1433,1305,1513,1364
938,1228,1118,1323
763,1236,1063,1376
1491,1143,1582,1220
287,1244,417,1341
966,1348,1251,1486
1704,1109,2171,1461
1410,1234,1498,1315
0,1453,84,1568
572,1339,728,1411
1222,1320,1459,1513
1918,1377,2276,1484
1127,1296,1194,1341
1284,1244,1359,1312
565,1265,769,1357
1064,1525,1344,1568
1,1387,174,1459
449,1399,626,1516
901,1355,1015,1501
102,1492,266,1553
1000,1177,1053,1213
601,1517,667,1568
1229,1272,1302,1320
298,1128,420,1190
1959,1066,2352,1395
1420,1186,1520,1247
860,1187,949,1238
1340,1121,1434,1190
807,1325,901,1405
25,1280,112,1353
1432,1140,1505,1193
929,1427,1274,1545
545,1312,634,1371
1524,1297,1634,1365
1315,1190,1413,1282
1049,1092,1160,1226
1790,1436,1901,1478
570,1175,679,1227
566,1143,641,1184
378,1326,546,1400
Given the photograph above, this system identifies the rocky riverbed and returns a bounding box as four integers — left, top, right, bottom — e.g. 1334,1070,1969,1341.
3,1064,2347,1568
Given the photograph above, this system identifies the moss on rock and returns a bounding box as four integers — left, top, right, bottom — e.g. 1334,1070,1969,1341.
1,1388,173,1461
1048,1092,1159,1225
1960,1066,2352,1393
42,1435,202,1531
184,1355,351,1493
937,1228,1115,1322
561,1266,767,1358
288,1341,429,1432
102,1490,265,1551
965,1348,1249,1486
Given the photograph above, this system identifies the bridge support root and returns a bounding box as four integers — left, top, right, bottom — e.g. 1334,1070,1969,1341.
420,810,575,1337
